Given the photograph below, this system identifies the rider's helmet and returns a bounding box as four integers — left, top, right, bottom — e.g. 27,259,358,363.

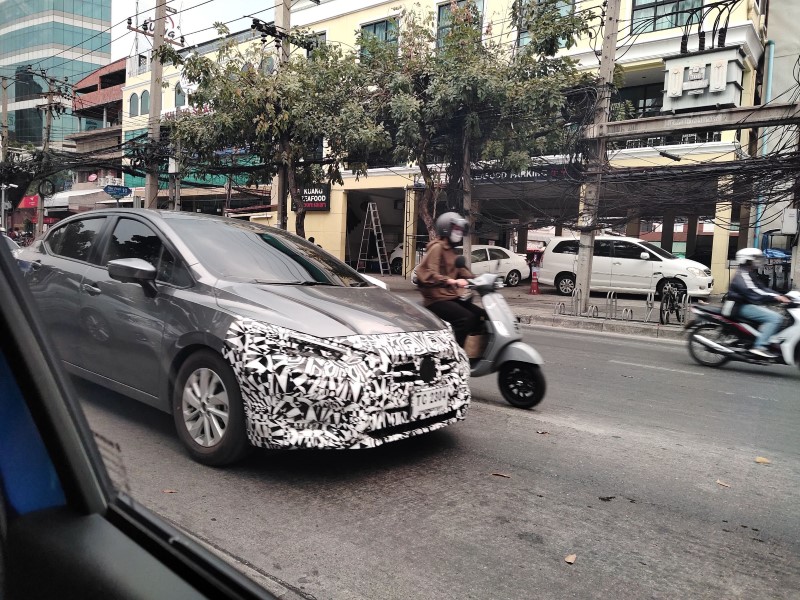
435,212,469,246
735,247,765,268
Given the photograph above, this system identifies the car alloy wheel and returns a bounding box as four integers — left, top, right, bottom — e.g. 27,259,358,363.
182,368,230,448
555,273,576,296
505,270,521,287
173,349,250,466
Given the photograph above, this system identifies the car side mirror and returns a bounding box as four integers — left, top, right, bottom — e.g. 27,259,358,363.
640,252,650,260
108,258,158,296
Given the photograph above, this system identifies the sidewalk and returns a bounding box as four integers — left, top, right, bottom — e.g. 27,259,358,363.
370,273,722,341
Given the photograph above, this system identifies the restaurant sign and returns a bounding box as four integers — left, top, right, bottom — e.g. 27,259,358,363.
294,184,330,212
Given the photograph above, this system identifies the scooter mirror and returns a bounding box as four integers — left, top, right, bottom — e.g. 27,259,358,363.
455,256,466,269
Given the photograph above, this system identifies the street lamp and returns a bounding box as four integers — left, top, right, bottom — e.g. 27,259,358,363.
1,183,19,231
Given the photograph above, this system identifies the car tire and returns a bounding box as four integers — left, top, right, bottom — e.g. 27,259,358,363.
656,278,687,299
172,349,250,467
391,257,403,275
555,273,576,296
505,270,522,287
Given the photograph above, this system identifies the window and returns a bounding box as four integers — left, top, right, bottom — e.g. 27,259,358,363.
594,240,613,257
488,248,509,261
175,84,186,108
103,218,191,286
307,32,326,58
617,83,664,118
517,0,574,49
437,0,483,46
140,90,150,115
632,0,702,34
613,241,648,260
471,248,488,263
48,218,106,262
361,19,398,44
129,93,138,117
552,240,578,254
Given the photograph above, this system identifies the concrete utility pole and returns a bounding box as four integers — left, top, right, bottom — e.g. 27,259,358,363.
144,0,168,208
1,77,8,163
275,0,291,230
575,0,621,314
37,81,57,237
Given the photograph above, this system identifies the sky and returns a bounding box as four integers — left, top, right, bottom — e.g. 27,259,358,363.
110,0,276,61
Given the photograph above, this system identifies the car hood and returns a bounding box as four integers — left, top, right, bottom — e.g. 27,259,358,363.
215,281,446,337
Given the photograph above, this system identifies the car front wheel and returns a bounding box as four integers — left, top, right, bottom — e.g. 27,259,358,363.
172,349,250,466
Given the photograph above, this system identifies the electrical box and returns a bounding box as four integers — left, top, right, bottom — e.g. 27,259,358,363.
781,208,798,235
662,47,745,114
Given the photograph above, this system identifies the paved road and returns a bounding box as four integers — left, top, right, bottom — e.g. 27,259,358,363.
75,328,800,600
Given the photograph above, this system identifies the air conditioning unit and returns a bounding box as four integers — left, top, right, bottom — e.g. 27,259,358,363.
681,134,698,144
626,139,643,149
647,137,665,147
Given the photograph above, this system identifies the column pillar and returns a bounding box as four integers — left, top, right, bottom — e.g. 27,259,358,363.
737,204,751,250
710,200,733,294
685,214,698,259
402,187,419,277
625,209,640,238
660,211,675,253
516,226,528,254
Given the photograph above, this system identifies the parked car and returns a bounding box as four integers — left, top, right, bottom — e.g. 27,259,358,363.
389,242,424,274
538,236,714,297
17,210,471,466
456,245,530,287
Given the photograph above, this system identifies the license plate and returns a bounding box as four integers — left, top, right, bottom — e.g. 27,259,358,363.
410,387,449,418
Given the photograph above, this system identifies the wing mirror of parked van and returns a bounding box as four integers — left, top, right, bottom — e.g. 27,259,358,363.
108,258,158,297
640,252,650,260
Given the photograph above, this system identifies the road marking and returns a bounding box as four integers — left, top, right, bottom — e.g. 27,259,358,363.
608,360,704,376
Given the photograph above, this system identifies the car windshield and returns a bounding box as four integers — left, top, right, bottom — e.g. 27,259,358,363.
639,241,676,259
167,216,370,287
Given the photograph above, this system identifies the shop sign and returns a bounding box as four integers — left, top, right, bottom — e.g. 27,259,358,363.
295,184,330,212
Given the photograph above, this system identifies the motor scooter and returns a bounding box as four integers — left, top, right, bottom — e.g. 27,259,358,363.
456,257,546,408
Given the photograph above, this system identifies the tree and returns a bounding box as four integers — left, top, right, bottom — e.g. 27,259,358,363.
360,0,595,242
157,27,389,238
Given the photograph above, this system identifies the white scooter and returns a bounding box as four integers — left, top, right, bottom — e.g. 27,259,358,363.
456,257,547,409
686,290,800,369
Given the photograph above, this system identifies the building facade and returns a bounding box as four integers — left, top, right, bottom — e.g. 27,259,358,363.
0,0,112,148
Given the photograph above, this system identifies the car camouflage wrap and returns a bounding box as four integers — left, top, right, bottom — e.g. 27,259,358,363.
223,317,471,449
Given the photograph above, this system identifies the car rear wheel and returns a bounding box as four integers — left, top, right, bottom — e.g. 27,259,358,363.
172,349,250,466
391,257,403,275
555,273,576,296
505,270,522,287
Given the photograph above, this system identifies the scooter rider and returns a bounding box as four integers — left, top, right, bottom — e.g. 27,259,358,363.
416,212,486,346
727,248,791,359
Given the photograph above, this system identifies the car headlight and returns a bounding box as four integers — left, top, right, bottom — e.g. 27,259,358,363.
686,267,705,277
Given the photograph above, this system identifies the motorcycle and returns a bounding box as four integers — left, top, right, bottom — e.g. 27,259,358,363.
455,257,546,409
685,290,800,369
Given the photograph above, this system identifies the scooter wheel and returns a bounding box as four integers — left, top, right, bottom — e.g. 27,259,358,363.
498,362,546,409
687,324,731,368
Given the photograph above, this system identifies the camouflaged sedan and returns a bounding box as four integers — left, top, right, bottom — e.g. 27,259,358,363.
18,210,471,465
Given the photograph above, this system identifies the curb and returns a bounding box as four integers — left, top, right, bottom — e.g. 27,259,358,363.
516,312,687,340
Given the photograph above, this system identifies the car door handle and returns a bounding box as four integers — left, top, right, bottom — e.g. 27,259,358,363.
613,261,622,265
82,283,102,296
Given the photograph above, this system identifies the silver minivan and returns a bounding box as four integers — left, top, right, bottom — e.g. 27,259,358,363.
538,236,714,297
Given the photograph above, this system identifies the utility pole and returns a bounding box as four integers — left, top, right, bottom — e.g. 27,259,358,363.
144,0,168,208
1,77,8,163
575,0,621,314
37,81,56,237
275,0,291,230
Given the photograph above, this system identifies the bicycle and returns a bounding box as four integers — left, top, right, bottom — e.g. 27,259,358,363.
659,282,685,325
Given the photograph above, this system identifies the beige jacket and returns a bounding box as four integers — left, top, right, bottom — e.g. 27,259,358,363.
416,239,474,306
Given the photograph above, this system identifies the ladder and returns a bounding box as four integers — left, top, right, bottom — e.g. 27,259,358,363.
357,201,390,275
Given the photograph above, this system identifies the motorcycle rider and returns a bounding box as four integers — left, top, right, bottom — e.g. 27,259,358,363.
416,212,485,346
726,248,791,359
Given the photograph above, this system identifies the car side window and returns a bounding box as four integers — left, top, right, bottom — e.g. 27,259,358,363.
104,218,191,287
614,241,648,260
553,240,578,254
48,218,106,262
488,248,507,261
471,249,488,263
594,240,612,257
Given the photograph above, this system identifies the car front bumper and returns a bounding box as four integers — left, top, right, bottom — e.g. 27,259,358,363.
223,318,471,450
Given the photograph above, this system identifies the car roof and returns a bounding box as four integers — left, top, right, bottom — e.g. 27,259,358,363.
547,235,644,244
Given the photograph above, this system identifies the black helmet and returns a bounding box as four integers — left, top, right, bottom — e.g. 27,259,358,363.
435,212,469,242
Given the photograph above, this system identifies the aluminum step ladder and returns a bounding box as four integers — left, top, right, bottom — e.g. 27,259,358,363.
357,201,390,275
